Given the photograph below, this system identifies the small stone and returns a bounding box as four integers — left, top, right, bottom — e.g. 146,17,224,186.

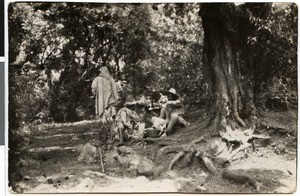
47,179,53,184
23,175,31,181
137,160,155,176
153,165,164,176
129,167,138,177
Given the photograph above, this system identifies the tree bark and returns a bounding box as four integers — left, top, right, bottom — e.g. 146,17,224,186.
200,3,272,134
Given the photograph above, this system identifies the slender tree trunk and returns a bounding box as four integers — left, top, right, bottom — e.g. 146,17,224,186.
200,3,272,134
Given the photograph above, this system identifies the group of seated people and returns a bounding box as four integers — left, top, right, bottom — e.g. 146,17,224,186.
112,88,190,145
91,66,189,146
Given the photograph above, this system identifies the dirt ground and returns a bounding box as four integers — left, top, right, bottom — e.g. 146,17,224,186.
14,109,297,193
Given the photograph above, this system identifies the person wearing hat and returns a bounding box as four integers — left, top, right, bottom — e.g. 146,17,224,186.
135,93,153,121
158,88,189,136
114,95,141,145
91,66,119,123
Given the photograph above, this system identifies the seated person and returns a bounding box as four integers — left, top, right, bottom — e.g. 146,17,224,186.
115,95,140,145
136,94,151,120
158,88,189,137
137,92,166,137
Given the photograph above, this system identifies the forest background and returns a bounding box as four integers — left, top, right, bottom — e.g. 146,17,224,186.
7,2,298,192
9,2,297,126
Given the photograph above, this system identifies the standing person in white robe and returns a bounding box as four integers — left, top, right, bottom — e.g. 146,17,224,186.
91,66,119,123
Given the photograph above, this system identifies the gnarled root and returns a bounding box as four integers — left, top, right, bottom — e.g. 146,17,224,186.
228,143,251,161
222,169,262,191
199,155,217,173
168,151,186,171
157,136,206,159
159,129,270,191
189,136,206,145
179,151,196,168
156,145,184,159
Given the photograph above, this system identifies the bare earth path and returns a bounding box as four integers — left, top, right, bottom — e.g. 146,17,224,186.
16,110,297,193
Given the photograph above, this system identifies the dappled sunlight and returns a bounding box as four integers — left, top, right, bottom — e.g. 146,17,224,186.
8,2,297,194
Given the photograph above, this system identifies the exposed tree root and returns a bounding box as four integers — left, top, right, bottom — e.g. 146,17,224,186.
234,113,246,128
168,151,186,171
130,137,179,148
157,126,270,189
180,151,195,167
228,143,251,161
156,136,206,159
161,128,270,171
222,169,262,191
156,145,184,158
200,155,217,173
193,2,273,191
143,138,178,142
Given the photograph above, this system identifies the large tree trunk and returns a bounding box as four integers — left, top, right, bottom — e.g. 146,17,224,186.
200,3,272,134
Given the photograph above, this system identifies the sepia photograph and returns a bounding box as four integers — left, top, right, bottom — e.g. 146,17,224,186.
7,1,297,193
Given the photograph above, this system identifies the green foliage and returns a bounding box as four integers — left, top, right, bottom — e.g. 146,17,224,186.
146,3,207,104
257,76,297,111
8,2,297,192
248,3,297,109
9,70,50,124
8,67,49,191
9,3,154,122
8,2,298,124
